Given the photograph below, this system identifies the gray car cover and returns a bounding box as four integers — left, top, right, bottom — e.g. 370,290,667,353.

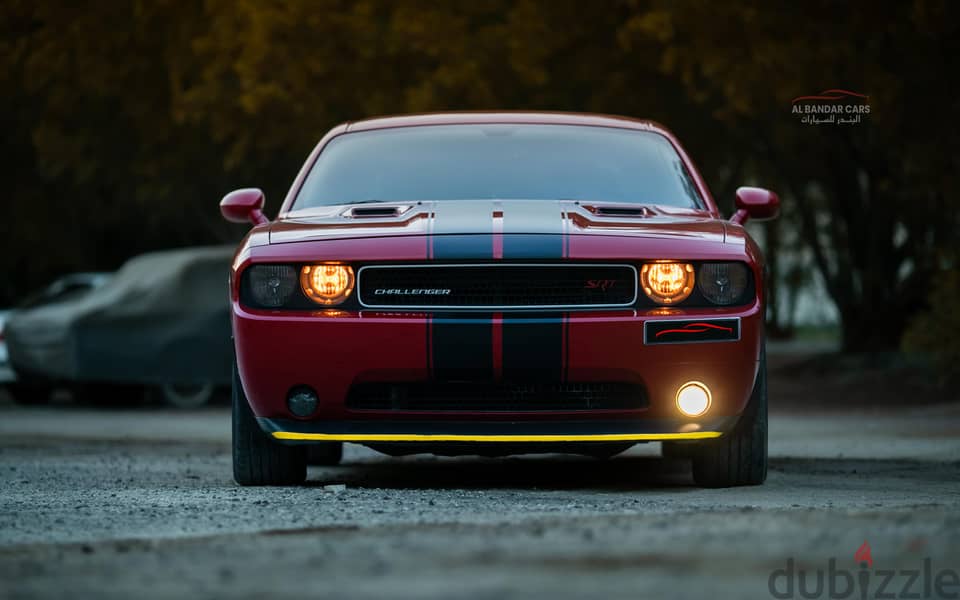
5,246,235,385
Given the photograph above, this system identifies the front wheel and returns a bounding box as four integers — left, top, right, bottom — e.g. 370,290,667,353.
690,343,768,488
232,363,306,486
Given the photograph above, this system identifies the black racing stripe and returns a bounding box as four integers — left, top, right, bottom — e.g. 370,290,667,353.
431,313,493,381
430,201,495,381
502,234,563,258
426,316,433,379
501,200,565,382
432,235,493,259
431,200,494,259
500,200,564,258
501,314,564,382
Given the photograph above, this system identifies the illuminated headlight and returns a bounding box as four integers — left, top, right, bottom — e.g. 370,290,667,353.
698,263,749,305
301,264,355,305
247,265,298,308
640,262,695,304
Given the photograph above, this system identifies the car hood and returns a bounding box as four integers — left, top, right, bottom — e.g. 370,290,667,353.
269,200,726,244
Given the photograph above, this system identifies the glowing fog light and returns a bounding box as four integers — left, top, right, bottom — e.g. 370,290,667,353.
300,264,355,305
676,382,711,417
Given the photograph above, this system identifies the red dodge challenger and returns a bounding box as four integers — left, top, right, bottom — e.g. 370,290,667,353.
221,112,779,487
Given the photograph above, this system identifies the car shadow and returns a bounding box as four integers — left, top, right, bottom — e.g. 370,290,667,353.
305,453,698,491
302,454,958,492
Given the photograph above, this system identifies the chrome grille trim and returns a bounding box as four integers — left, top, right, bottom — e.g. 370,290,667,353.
356,263,638,310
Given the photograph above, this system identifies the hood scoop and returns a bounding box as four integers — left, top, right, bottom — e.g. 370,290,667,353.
583,204,655,218
341,204,412,219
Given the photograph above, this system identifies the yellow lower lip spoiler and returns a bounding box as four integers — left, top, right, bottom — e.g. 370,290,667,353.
271,431,722,442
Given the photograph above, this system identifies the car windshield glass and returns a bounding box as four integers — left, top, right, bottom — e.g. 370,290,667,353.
18,285,91,309
293,124,703,208
16,275,110,309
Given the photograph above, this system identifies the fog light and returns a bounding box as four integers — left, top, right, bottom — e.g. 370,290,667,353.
676,382,711,417
287,386,318,417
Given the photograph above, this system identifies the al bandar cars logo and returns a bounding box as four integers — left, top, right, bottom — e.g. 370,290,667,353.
791,89,870,125
768,540,960,599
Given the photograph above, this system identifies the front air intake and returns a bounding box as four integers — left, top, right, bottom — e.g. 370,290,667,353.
591,206,654,217
346,381,648,412
347,206,406,218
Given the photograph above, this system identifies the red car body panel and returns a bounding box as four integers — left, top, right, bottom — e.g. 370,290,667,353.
229,112,766,444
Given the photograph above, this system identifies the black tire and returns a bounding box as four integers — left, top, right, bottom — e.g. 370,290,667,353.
691,343,768,488
306,443,343,466
232,363,306,486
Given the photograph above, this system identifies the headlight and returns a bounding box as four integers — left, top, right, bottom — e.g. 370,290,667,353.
698,263,749,305
247,265,297,308
640,262,695,304
300,264,355,305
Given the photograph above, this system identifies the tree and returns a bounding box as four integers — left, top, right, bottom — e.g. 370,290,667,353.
619,0,960,350
4,1,957,356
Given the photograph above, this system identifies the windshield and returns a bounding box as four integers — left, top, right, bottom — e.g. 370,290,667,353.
293,124,703,209
17,274,111,309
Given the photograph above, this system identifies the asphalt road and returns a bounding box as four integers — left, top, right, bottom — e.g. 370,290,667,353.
1,388,959,598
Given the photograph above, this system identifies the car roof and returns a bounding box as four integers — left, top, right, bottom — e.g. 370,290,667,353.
345,111,670,135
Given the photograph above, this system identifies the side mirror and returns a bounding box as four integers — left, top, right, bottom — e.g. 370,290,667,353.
731,187,780,224
220,188,269,226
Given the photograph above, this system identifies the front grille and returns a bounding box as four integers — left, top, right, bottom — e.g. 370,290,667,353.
357,264,636,308
346,382,648,412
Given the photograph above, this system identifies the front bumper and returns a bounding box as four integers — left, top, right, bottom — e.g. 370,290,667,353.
257,416,737,443
234,299,762,443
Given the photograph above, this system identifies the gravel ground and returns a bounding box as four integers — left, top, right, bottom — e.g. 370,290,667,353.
1,374,959,598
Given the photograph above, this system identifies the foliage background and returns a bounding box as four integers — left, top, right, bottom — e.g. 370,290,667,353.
3,0,958,353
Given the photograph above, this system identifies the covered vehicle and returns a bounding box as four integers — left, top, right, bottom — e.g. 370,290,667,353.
1,273,111,386
222,112,779,487
5,247,234,407
0,310,13,383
